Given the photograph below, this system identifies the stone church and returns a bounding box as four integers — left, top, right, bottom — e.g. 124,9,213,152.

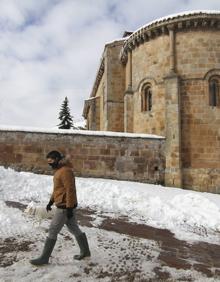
83,11,220,192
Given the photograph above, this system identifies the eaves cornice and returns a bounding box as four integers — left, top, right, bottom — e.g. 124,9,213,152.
120,11,220,64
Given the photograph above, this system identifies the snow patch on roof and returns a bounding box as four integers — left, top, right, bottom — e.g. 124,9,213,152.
85,96,99,101
127,10,220,40
105,36,129,46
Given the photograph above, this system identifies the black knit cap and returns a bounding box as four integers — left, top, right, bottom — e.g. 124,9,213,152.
46,150,63,160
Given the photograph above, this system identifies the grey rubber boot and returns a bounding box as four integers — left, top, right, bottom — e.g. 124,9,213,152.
74,233,91,260
30,237,56,266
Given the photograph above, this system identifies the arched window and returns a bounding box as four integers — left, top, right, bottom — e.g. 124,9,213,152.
209,77,219,107
141,84,152,112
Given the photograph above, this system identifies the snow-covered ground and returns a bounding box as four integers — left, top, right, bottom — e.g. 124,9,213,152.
1,166,220,281
1,166,220,243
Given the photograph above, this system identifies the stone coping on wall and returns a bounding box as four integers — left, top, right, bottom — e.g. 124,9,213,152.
0,125,165,140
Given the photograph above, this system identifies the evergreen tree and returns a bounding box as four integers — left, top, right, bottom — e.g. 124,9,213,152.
58,97,74,129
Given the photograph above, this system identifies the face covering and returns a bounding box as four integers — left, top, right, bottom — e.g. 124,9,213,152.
48,160,59,169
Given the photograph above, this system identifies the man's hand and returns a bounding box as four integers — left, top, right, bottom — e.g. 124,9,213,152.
66,208,73,219
46,200,53,212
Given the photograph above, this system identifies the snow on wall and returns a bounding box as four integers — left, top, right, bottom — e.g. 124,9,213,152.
0,125,165,139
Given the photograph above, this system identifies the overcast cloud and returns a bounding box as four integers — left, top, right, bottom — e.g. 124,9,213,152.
0,0,220,127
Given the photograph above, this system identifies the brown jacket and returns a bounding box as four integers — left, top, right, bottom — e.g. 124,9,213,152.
50,163,77,208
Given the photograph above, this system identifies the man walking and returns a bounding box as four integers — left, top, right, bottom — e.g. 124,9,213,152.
30,150,91,266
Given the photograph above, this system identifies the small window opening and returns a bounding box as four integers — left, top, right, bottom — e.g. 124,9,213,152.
209,78,219,107
141,84,152,112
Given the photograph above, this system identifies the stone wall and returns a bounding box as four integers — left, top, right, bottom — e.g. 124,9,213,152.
176,31,220,79
0,129,165,184
125,28,220,191
105,41,125,132
180,79,220,192
94,74,105,131
128,35,169,136
86,97,100,131
86,40,125,132
175,29,220,192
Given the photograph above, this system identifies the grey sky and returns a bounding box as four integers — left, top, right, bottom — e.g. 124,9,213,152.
0,0,219,127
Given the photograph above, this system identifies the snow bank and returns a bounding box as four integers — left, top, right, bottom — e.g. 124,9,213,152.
1,166,220,241
0,200,34,238
0,167,52,203
77,178,220,238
